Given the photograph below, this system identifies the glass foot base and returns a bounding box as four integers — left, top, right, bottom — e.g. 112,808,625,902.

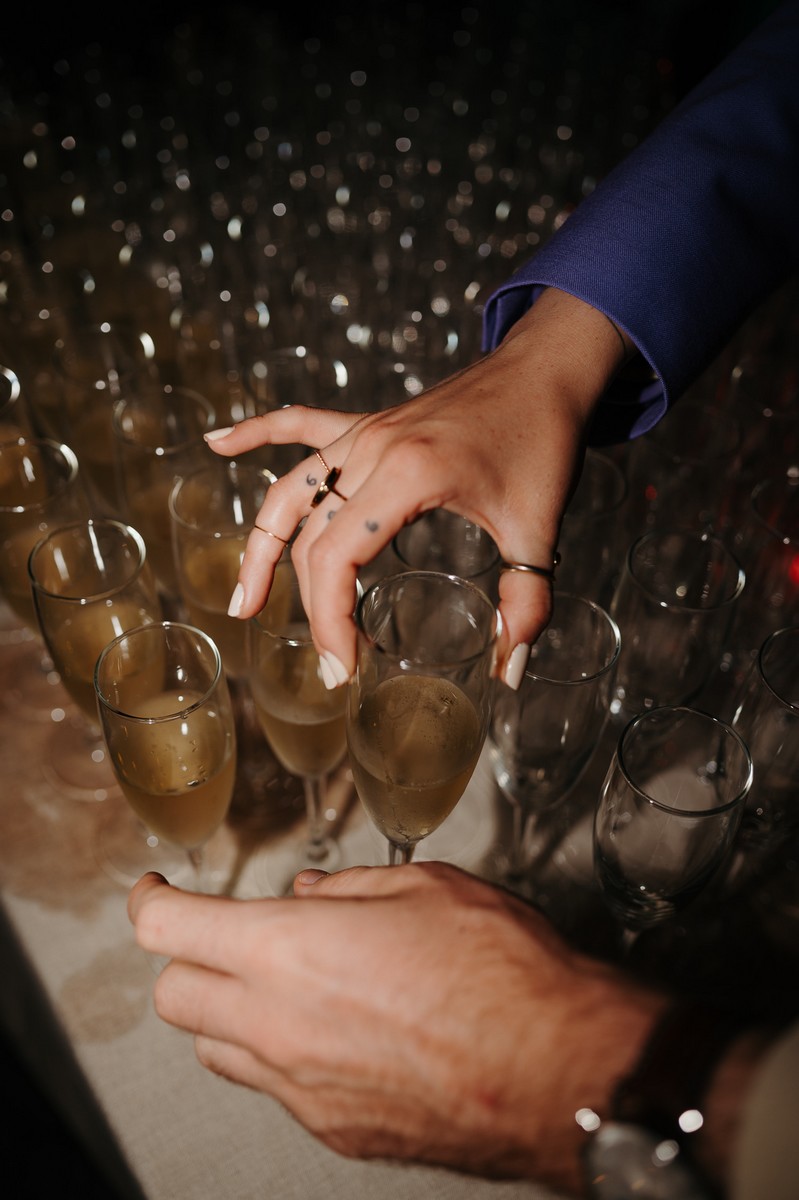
41,715,119,802
95,798,192,889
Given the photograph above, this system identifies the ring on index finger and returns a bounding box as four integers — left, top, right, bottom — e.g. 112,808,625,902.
311,450,349,507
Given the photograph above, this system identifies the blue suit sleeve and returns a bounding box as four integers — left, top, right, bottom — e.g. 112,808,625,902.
482,0,799,444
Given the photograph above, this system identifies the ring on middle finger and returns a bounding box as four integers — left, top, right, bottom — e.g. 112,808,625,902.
311,451,348,506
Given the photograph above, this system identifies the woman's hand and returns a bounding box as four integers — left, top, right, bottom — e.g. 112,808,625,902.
205,288,626,687
128,862,666,1194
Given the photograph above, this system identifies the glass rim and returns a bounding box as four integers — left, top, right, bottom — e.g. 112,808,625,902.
94,620,223,721
0,364,21,407
562,447,628,519
168,459,278,531
28,518,148,603
0,436,80,513
523,590,621,685
615,704,753,816
757,625,799,713
391,509,501,574
111,386,216,451
750,476,799,545
625,528,746,611
251,559,363,646
354,568,499,669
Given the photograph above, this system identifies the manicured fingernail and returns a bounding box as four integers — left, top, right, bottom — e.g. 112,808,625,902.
204,426,235,442
319,651,350,689
296,869,328,885
503,643,530,691
227,582,245,617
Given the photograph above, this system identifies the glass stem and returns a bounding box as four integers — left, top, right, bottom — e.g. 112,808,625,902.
187,846,208,892
388,840,415,866
505,802,534,883
303,774,330,862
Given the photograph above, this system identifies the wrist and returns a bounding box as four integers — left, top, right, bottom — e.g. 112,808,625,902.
514,960,669,1197
582,1001,773,1200
498,286,632,411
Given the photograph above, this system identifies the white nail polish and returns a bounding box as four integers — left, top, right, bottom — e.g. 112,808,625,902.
320,651,350,689
503,643,530,691
227,582,245,618
205,426,235,442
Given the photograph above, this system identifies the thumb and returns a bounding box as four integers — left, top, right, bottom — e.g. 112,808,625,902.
292,863,421,899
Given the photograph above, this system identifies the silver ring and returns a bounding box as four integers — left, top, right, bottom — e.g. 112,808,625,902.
499,552,561,582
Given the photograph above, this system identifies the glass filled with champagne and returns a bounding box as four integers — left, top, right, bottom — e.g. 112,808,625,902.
28,517,164,802
169,458,276,681
112,383,216,607
94,621,237,889
0,435,90,716
347,570,498,865
249,558,349,873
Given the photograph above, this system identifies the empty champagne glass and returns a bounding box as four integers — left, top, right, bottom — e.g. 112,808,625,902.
729,469,799,668
556,448,629,606
593,705,753,951
727,625,799,884
248,558,349,877
392,508,501,603
28,517,163,800
609,529,746,723
94,621,238,890
488,591,621,893
347,570,498,866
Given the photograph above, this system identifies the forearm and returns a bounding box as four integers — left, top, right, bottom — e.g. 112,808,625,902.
484,1,799,437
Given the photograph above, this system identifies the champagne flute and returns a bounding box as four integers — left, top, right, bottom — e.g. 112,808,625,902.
726,625,799,887
169,458,277,682
347,570,498,866
556,448,629,607
608,529,746,723
488,591,621,895
53,321,152,518
28,517,163,801
0,364,28,443
391,508,501,603
112,383,216,609
593,705,753,953
0,435,89,717
94,621,238,890
248,558,349,876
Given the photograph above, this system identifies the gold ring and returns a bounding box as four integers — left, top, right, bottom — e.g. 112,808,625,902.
499,552,561,582
253,523,290,545
311,451,348,506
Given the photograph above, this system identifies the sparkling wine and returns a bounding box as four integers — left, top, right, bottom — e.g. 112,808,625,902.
347,673,482,848
109,688,236,848
70,407,120,514
1,525,46,629
251,628,347,778
127,481,179,594
38,598,157,721
179,538,248,677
